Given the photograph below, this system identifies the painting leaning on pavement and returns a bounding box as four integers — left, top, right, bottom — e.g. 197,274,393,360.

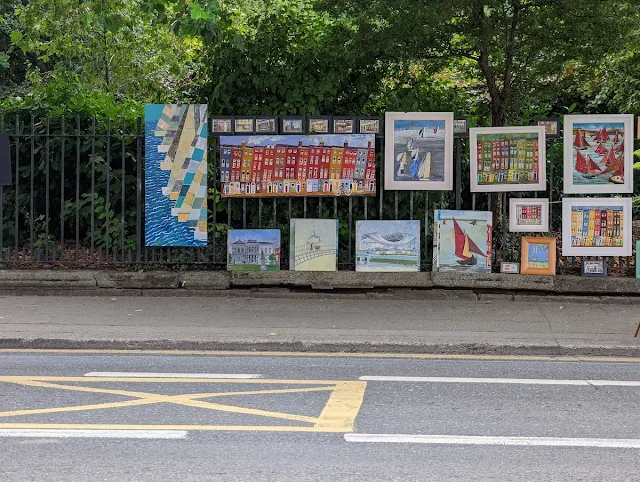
290,218,338,271
145,104,208,247
355,220,420,272
227,229,281,272
433,210,492,273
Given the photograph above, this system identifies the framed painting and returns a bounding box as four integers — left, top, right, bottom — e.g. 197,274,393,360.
290,218,338,271
234,117,255,134
227,229,281,271
211,117,233,135
470,126,546,192
333,117,356,134
281,117,305,134
563,114,634,194
508,198,549,233
521,236,556,275
355,220,420,272
453,116,469,138
144,104,207,247
562,197,632,256
358,117,383,136
307,116,332,134
535,118,561,139
255,117,278,135
581,258,607,277
433,210,492,273
385,112,454,191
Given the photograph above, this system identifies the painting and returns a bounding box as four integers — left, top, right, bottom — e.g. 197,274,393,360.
308,117,331,134
255,117,278,134
581,258,607,277
508,198,549,233
433,210,492,273
290,218,338,271
333,118,355,134
212,117,233,134
563,114,634,194
562,197,632,256
219,134,376,198
234,118,254,134
355,220,420,272
453,117,469,138
227,229,281,271
521,236,556,275
535,118,561,139
470,126,546,192
500,262,520,274
144,104,207,247
282,117,304,134
385,112,453,191
358,118,382,135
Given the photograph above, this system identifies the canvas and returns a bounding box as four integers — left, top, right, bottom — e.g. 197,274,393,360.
470,126,546,192
508,198,549,233
562,197,632,256
145,104,207,247
227,229,281,271
290,218,338,271
563,114,634,194
220,134,376,198
355,220,420,272
385,112,454,191
433,210,492,273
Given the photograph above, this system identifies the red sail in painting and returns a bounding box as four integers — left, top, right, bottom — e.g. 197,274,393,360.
453,218,486,261
594,143,607,155
613,132,620,144
594,126,610,143
599,156,623,176
615,141,624,153
575,151,588,173
573,129,590,149
586,156,601,173
600,147,616,165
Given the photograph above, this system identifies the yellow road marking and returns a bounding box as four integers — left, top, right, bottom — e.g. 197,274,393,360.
1,349,638,363
315,381,367,431
0,423,349,432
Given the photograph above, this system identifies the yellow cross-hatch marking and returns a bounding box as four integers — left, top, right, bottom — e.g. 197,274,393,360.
0,376,367,433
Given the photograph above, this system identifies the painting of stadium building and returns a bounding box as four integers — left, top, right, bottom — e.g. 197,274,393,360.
433,210,492,273
356,221,420,272
289,218,338,271
145,104,207,246
227,229,281,271
219,134,376,198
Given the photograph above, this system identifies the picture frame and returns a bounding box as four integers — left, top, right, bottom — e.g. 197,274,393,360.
307,116,332,134
211,116,234,135
281,116,305,134
535,117,561,139
234,117,255,134
470,126,546,192
500,262,520,274
358,117,383,136
562,197,632,256
581,258,607,277
508,198,549,233
385,112,454,191
453,116,469,138
255,116,278,135
563,114,634,194
333,117,356,134
520,236,556,276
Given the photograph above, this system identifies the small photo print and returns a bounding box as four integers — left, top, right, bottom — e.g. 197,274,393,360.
283,119,304,133
359,119,380,134
234,118,254,133
309,118,330,133
212,118,232,133
453,119,468,134
334,119,354,134
256,118,276,133
537,120,558,136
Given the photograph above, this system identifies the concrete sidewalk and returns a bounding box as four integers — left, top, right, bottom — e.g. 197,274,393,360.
0,295,639,356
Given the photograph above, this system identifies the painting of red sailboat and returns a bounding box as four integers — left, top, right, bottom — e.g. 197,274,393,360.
433,210,492,273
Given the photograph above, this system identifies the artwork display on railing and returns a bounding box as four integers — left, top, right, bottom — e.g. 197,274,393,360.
433,210,492,273
355,220,420,272
227,229,281,272
145,104,208,247
563,114,634,194
508,198,549,233
220,134,376,197
290,218,338,271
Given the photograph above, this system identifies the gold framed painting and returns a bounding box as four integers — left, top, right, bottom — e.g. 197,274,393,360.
520,236,556,275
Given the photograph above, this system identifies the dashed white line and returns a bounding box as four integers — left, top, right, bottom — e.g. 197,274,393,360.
83,372,262,379
358,376,640,387
0,429,188,439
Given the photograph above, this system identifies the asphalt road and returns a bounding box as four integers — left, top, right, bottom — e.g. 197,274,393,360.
0,351,639,481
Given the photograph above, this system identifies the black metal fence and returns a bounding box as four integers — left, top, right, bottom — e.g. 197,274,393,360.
0,114,634,274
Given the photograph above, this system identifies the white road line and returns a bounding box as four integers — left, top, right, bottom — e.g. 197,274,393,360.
0,429,187,439
359,376,640,387
83,372,262,379
344,434,640,448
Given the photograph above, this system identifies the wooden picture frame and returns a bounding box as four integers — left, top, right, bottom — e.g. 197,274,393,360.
508,198,549,233
307,116,332,134
470,126,546,192
581,258,607,277
521,236,556,275
333,117,356,134
563,114,634,194
535,117,561,139
255,116,278,135
234,117,255,134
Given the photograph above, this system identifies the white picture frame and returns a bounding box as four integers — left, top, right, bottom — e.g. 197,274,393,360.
562,197,632,256
563,114,634,194
384,112,454,191
470,126,546,192
508,198,549,233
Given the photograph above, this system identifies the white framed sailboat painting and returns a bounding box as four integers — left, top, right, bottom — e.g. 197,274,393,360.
433,210,492,273
563,114,634,194
384,112,453,191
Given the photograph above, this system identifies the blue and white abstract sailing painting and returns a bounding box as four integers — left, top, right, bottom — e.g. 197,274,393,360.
355,220,420,272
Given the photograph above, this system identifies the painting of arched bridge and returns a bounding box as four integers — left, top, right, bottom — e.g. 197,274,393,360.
290,218,338,271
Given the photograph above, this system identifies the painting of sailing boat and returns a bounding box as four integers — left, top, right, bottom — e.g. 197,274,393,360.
355,221,420,272
563,115,634,194
384,112,453,191
433,210,492,273
470,126,546,192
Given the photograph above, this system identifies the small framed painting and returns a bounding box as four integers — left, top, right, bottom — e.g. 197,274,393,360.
509,198,549,233
255,116,278,134
307,116,331,134
581,258,607,277
521,236,556,275
333,117,356,134
453,116,469,138
535,117,561,139
470,126,546,192
358,117,383,136
562,197,632,256
500,262,520,274
385,112,454,191
234,117,255,134
563,114,634,194
281,116,305,134
211,117,234,135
